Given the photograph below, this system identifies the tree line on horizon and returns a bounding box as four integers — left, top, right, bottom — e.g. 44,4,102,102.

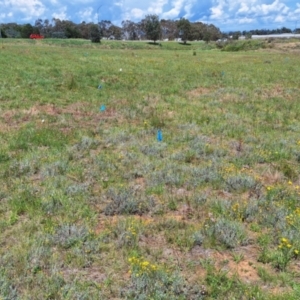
1,15,299,43
0,16,221,43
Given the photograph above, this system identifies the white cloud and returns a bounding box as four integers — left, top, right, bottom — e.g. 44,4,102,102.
294,3,300,14
77,7,93,22
210,0,227,20
238,17,255,24
237,3,250,14
148,0,168,15
2,0,45,19
274,14,285,22
161,0,184,19
130,8,144,19
52,6,68,20
183,0,197,18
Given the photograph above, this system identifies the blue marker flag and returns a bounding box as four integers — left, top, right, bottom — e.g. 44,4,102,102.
157,129,162,142
98,85,102,89
100,105,106,112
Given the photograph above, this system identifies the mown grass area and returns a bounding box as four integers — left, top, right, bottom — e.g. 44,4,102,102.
0,38,300,299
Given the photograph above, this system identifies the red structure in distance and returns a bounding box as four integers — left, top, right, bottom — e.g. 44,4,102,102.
30,34,44,39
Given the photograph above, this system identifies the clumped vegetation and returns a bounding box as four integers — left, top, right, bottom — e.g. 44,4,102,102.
0,38,300,299
219,40,270,51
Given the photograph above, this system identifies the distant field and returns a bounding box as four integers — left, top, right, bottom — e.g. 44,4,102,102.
0,38,300,299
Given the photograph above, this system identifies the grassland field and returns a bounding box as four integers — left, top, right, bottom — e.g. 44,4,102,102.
0,38,300,299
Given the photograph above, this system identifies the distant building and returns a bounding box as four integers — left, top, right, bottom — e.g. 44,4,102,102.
244,33,300,39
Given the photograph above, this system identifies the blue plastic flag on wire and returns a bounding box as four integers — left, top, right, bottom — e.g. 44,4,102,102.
221,71,225,77
98,85,102,89
157,129,162,142
100,105,106,112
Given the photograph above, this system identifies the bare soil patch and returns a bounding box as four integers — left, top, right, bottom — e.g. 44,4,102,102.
187,87,213,98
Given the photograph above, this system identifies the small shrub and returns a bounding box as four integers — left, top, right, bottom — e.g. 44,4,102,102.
210,198,231,217
41,195,63,215
65,182,89,195
8,158,39,177
50,224,89,249
148,108,165,129
72,136,99,152
204,218,248,248
192,193,207,207
104,188,155,216
225,174,260,193
41,160,68,177
148,164,184,188
0,268,19,299
140,142,167,156
0,151,10,163
43,273,66,299
60,281,103,299
192,231,204,246
189,166,222,187
123,259,205,300
112,219,142,249
188,136,208,157
258,204,287,230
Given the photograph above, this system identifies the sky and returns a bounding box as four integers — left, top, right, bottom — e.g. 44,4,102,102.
1,0,300,31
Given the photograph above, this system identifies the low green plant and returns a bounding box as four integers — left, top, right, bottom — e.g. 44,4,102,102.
225,174,260,193
204,217,249,248
124,256,205,299
104,187,155,216
50,224,89,249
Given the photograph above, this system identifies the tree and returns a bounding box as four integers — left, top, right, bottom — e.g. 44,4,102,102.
108,25,122,40
78,21,90,39
64,21,81,38
190,22,206,40
142,14,161,43
121,20,141,40
0,28,7,38
206,24,222,41
99,20,113,39
160,19,177,40
90,24,102,43
20,23,34,38
176,18,191,44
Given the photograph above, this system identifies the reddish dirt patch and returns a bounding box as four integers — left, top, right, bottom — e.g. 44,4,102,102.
187,87,213,98
257,84,297,100
213,251,260,284
133,176,146,188
0,102,121,131
62,267,107,283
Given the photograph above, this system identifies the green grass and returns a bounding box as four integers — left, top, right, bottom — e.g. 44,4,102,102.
0,38,300,299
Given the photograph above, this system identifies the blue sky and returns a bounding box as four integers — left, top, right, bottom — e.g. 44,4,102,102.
1,0,300,31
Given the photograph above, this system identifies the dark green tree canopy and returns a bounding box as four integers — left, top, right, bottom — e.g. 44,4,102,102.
142,14,161,43
176,18,191,44
90,24,102,43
